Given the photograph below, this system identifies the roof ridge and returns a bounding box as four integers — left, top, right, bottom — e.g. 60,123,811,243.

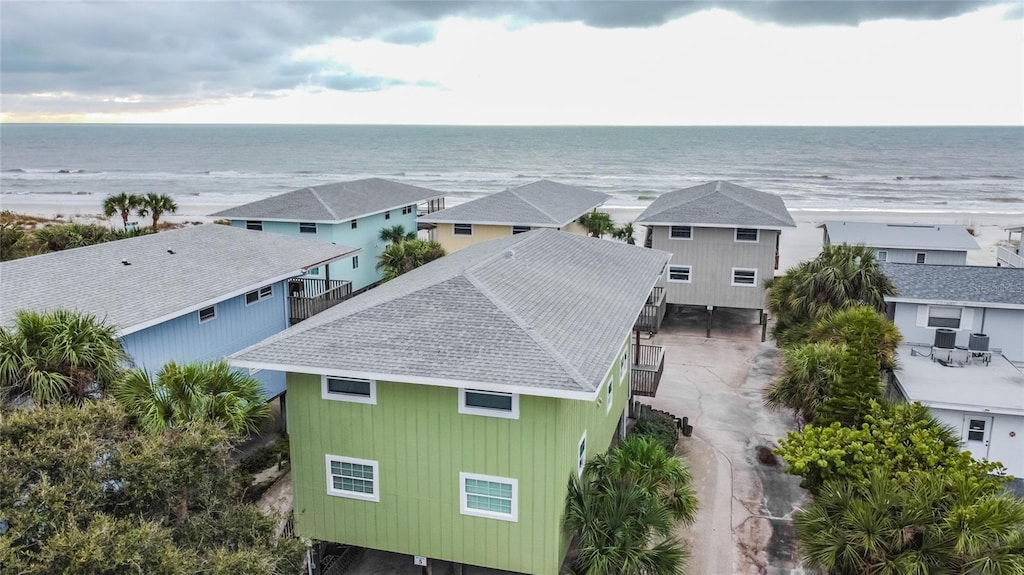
507,187,559,225
462,266,591,392
717,184,789,225
306,187,340,220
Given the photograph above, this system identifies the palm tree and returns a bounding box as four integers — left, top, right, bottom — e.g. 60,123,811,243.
762,341,846,427
0,309,126,405
376,239,445,281
578,211,615,238
378,224,416,245
113,361,270,435
102,192,143,230
810,306,902,371
139,193,178,229
612,222,637,245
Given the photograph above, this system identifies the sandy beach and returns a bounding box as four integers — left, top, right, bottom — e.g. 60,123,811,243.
0,194,1018,270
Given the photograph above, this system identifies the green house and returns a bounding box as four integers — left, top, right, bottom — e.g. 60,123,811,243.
230,229,670,574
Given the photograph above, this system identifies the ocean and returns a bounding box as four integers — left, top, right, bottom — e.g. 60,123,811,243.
1,124,1022,215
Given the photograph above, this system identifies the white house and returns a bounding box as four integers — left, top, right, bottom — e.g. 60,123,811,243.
820,221,979,265
996,225,1023,268
882,262,1024,477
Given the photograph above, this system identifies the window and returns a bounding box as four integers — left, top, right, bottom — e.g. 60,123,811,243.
620,348,629,384
916,252,927,264
928,306,962,329
352,256,359,269
453,223,473,236
384,210,391,220
512,225,531,235
460,472,517,522
667,265,692,283
259,285,273,298
606,378,613,413
245,290,260,305
321,376,376,404
402,205,413,215
307,267,320,275
735,228,759,242
245,221,263,231
198,305,216,323
731,268,757,286
670,225,692,239
245,285,273,305
326,455,379,502
459,389,519,419
299,222,317,234
877,250,888,262
577,432,587,478
350,219,358,229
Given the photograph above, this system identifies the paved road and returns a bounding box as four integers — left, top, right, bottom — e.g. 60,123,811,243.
639,306,812,575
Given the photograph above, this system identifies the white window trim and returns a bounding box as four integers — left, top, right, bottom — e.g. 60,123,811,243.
735,228,760,243
577,431,587,478
458,389,519,420
325,454,380,502
877,250,888,262
459,472,518,522
299,222,317,234
620,348,629,385
511,225,531,235
198,305,217,324
246,285,274,306
666,264,692,283
731,267,758,287
916,252,927,264
606,377,613,414
669,225,693,240
453,223,473,236
321,375,377,405
245,220,263,231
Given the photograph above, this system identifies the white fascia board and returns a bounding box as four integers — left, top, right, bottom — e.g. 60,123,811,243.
884,297,1024,310
914,399,1024,417
420,219,559,227
225,197,442,224
636,221,790,230
118,253,358,337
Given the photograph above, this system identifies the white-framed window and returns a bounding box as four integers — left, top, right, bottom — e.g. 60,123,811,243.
245,285,274,305
606,378,613,414
577,432,587,478
877,250,888,262
735,228,759,242
459,389,519,419
731,268,757,286
384,210,391,220
460,472,517,522
245,220,263,231
916,252,927,264
299,222,317,234
620,348,629,384
352,256,359,269
307,267,320,275
669,225,692,239
198,305,216,323
402,205,413,215
667,265,692,283
512,225,531,235
326,455,379,502
928,306,962,329
453,223,473,236
321,376,377,405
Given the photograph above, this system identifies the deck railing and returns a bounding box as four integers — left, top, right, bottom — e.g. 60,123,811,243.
418,197,446,217
287,277,353,325
631,343,665,397
997,245,1024,268
635,286,667,334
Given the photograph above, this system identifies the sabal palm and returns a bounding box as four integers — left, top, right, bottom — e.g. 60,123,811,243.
113,361,270,435
102,192,142,229
378,225,416,244
139,193,178,228
578,211,614,238
0,309,125,405
612,222,637,245
762,341,846,426
376,239,445,281
811,306,902,371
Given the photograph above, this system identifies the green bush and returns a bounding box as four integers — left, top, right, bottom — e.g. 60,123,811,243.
633,409,678,453
237,437,290,475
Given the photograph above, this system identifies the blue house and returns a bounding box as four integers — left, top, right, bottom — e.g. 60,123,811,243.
211,178,445,292
0,224,359,401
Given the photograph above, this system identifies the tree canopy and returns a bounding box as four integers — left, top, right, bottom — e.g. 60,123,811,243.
102,192,143,229
578,211,615,238
375,238,445,281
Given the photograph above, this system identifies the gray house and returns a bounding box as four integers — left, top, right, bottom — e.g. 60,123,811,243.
882,263,1024,477
820,221,979,265
635,181,795,324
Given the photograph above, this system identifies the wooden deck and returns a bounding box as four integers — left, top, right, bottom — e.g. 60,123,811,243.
631,343,665,397
287,277,353,325
635,286,667,334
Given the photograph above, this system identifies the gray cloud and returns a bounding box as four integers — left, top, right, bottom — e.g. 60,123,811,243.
0,1,1010,116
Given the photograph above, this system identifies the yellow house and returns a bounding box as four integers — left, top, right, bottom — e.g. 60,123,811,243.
420,179,610,253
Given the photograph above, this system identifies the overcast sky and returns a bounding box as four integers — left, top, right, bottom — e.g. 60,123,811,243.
1,1,1021,125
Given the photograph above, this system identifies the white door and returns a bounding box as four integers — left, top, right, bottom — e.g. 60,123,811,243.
961,415,993,459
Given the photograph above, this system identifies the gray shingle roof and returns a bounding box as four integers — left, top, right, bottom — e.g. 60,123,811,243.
209,178,442,222
635,181,795,228
882,263,1024,307
230,229,671,397
0,225,359,333
419,179,609,227
820,221,979,251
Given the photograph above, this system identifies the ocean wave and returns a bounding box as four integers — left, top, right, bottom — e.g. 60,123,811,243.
2,168,26,173
898,174,1020,181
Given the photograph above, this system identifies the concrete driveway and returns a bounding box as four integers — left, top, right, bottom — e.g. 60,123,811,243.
638,306,812,575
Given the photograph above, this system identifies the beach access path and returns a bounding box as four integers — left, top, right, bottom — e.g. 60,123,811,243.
638,307,811,575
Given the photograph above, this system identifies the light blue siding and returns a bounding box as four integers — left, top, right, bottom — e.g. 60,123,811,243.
229,207,418,291
119,279,289,397
892,302,1024,363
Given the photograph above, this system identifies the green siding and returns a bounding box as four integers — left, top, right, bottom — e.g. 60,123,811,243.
288,336,631,575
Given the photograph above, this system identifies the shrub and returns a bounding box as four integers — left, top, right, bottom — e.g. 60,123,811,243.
633,409,678,453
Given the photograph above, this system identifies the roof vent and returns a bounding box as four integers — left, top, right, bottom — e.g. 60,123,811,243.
504,249,515,259
167,249,176,255
121,259,131,266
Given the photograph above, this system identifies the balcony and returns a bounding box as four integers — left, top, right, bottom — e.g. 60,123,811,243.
635,286,666,334
287,277,353,325
631,343,665,397
417,197,446,217
997,245,1023,268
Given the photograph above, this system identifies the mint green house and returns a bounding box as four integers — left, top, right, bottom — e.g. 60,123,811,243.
211,178,444,293
230,229,670,574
